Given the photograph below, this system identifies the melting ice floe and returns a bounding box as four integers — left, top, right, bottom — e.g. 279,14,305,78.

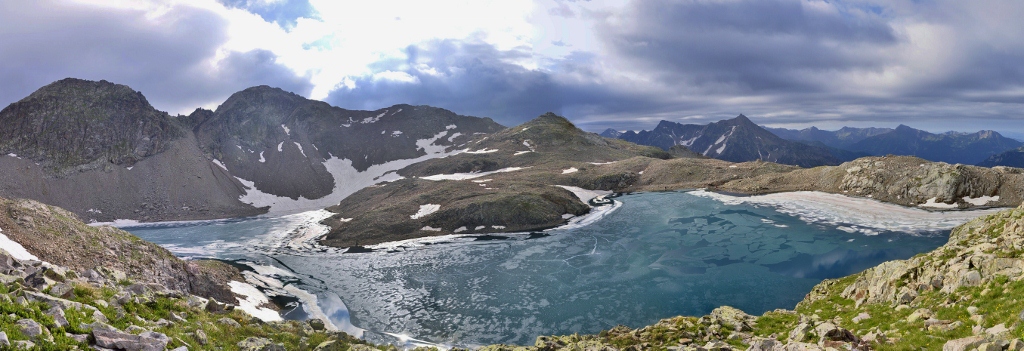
235,131,461,215
690,190,1005,234
0,227,39,261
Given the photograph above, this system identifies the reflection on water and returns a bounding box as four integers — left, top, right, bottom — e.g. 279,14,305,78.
128,191,948,347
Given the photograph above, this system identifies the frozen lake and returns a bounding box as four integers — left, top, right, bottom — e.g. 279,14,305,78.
126,191,979,347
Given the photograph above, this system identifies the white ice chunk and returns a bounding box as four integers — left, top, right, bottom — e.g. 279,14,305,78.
690,190,1004,234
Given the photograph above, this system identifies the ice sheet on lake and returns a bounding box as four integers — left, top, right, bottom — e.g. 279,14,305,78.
690,190,1004,234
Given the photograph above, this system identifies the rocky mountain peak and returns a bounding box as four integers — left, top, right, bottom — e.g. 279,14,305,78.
0,78,184,172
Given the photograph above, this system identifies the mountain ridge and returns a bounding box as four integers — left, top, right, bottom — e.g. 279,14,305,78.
616,115,841,167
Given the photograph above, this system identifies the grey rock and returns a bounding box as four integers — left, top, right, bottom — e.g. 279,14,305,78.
218,317,242,328
11,340,35,350
746,337,781,351
0,331,8,347
193,329,208,345
308,318,327,331
943,335,989,351
170,347,188,351
93,309,110,323
237,336,286,351
15,318,43,339
45,306,69,328
48,282,73,298
93,328,169,351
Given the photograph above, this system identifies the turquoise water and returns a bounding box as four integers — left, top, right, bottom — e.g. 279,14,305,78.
127,191,948,347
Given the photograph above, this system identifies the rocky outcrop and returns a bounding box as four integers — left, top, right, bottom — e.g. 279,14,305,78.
0,196,239,301
0,78,185,173
719,156,1024,209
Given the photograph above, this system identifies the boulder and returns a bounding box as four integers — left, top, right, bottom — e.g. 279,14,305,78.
92,328,169,351
15,319,43,339
710,306,754,332
237,337,286,351
943,335,989,351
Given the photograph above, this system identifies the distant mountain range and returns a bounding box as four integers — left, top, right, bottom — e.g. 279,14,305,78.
609,115,842,167
978,147,1024,168
766,125,1023,165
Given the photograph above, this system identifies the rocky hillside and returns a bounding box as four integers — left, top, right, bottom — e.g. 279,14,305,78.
979,147,1024,168
193,86,504,201
0,195,377,350
617,115,841,167
717,156,1024,210
0,78,504,222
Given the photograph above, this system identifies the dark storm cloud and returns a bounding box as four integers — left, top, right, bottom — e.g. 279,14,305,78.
0,1,311,114
599,0,898,93
325,39,659,126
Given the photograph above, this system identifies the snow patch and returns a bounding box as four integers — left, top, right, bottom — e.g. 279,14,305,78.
126,167,133,171
514,151,533,156
362,111,387,124
919,197,958,209
277,142,284,152
963,195,1000,206
554,185,613,204
453,226,468,233
0,227,39,261
421,226,442,232
491,225,506,230
589,161,616,165
447,132,463,142
6,153,18,159
690,190,1004,234
392,130,403,137
294,142,306,157
446,124,457,130
259,151,266,163
411,204,440,219
228,280,282,322
281,124,290,136
561,167,578,174
212,159,228,171
475,226,486,230
465,148,499,154
420,167,526,181
235,132,462,214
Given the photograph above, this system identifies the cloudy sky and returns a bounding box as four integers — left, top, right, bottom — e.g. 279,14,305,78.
1,0,1022,136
